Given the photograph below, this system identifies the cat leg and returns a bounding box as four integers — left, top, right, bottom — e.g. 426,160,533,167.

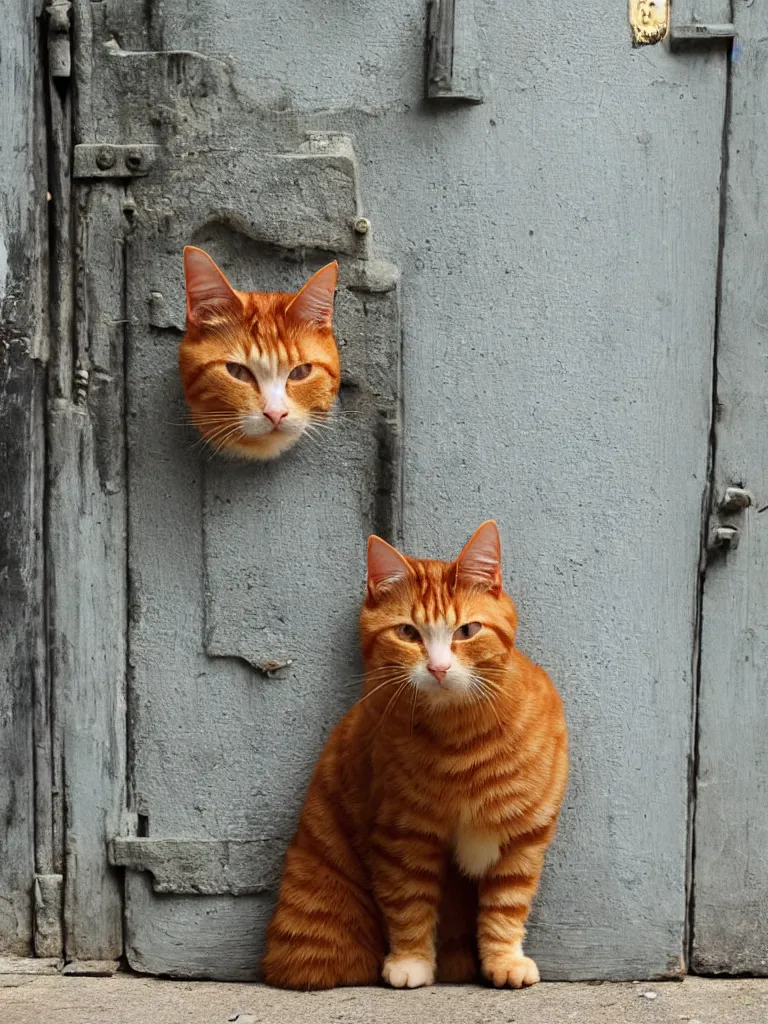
370,811,449,989
477,823,555,989
436,860,479,983
263,839,384,990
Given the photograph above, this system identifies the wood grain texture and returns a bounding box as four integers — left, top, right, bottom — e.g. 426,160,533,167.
692,2,768,975
0,0,47,955
83,0,729,978
46,184,127,959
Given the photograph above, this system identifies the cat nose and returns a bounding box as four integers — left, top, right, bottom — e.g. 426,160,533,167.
428,663,450,684
264,408,288,427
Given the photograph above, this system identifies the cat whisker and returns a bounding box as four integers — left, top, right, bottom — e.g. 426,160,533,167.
206,423,245,458
213,429,245,457
353,674,410,708
469,676,503,730
189,416,241,436
194,420,242,451
350,664,407,683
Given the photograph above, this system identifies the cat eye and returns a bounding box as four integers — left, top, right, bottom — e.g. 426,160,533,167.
454,622,482,641
288,363,312,382
226,362,256,385
396,624,420,642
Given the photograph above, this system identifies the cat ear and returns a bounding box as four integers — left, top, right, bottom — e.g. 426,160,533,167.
367,536,411,594
454,521,502,594
286,262,338,328
184,246,241,324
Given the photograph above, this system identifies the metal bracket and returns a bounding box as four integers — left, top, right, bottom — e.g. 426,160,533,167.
73,144,159,179
426,0,483,103
669,22,736,48
46,0,71,79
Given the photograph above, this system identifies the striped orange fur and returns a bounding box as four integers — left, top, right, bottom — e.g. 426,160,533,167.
179,247,340,460
263,522,568,990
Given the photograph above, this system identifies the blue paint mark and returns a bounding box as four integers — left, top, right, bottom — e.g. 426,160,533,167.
731,40,743,63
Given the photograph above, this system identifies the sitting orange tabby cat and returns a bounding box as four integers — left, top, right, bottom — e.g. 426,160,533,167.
179,246,340,459
263,522,568,990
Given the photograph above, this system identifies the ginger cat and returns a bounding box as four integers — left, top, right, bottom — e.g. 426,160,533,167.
179,247,340,459
263,522,568,990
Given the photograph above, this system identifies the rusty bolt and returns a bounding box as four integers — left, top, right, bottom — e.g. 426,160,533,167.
353,216,371,236
96,147,115,170
125,149,143,171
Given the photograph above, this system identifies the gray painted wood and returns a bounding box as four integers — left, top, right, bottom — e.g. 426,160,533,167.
33,875,63,959
120,199,401,972
693,2,768,975
671,0,732,29
0,0,47,956
75,0,731,980
46,183,127,959
110,838,283,894
426,0,484,103
125,875,269,981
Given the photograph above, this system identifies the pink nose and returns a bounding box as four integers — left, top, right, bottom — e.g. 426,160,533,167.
264,409,287,427
428,664,449,684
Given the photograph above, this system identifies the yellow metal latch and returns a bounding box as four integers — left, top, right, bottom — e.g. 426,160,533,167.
629,0,669,46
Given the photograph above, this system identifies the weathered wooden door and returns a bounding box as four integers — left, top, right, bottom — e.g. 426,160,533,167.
5,0,765,982
691,1,768,977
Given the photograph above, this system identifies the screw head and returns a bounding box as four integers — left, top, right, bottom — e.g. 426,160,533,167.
353,216,371,236
125,149,143,171
95,147,115,170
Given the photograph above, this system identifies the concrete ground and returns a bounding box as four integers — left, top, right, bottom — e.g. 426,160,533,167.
1,975,768,1024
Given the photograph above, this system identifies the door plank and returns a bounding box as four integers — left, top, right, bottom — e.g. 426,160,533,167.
47,185,128,959
693,3,768,975
0,0,47,956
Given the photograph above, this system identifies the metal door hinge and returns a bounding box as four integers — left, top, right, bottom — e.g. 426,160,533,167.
73,144,159,180
46,0,71,79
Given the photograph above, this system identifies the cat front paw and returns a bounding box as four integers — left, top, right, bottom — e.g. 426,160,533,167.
482,954,540,989
382,956,435,989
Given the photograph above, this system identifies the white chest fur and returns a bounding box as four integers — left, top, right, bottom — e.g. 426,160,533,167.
453,815,503,878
